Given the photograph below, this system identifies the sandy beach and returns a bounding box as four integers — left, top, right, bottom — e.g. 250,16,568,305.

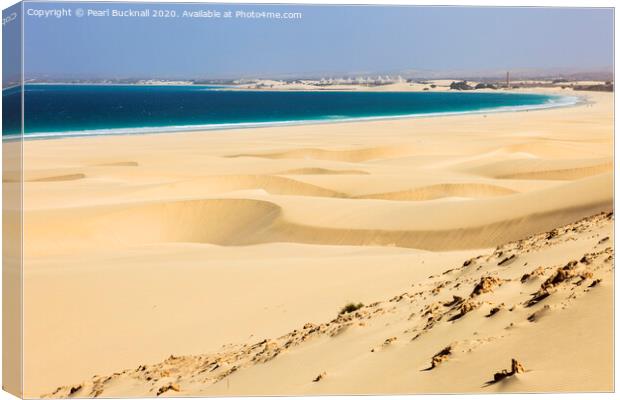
11,87,612,397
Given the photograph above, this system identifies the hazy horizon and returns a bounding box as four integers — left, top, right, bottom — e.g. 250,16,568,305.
24,66,614,83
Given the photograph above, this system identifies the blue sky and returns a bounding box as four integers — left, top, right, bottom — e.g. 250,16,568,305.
21,2,614,79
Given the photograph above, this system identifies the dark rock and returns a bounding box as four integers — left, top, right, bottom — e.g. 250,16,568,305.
450,81,473,90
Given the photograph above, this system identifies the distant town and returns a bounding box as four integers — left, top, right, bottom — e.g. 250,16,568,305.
6,69,614,92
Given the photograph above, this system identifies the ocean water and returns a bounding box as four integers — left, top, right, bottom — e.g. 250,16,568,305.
3,84,576,139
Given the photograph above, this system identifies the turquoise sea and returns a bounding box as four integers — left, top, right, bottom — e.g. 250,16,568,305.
2,85,577,139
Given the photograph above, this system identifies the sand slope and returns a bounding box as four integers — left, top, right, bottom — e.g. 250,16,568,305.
46,212,614,397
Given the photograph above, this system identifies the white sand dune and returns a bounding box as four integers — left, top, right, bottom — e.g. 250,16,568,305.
15,89,613,397
24,172,611,254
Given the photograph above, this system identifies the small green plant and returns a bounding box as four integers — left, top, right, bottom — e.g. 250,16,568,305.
339,302,364,315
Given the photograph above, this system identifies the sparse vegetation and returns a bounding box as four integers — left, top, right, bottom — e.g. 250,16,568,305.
339,302,364,315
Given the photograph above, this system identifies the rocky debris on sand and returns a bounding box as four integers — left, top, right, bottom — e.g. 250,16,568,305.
389,293,409,302
252,340,281,363
428,346,452,370
491,359,525,383
463,258,474,267
383,337,398,346
498,254,517,266
486,304,504,317
68,386,81,396
471,276,503,297
527,305,550,322
525,289,551,307
443,295,463,307
449,300,480,321
589,279,602,288
339,302,364,315
546,229,559,240
419,302,446,330
541,260,592,290
520,266,545,283
156,383,180,396
431,282,447,295
313,372,327,382
525,258,597,306
574,271,593,286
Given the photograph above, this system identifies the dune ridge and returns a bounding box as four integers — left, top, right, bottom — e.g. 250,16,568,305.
358,183,518,201
24,172,612,254
276,167,370,175
226,145,416,162
466,157,613,181
94,161,140,167
29,173,87,182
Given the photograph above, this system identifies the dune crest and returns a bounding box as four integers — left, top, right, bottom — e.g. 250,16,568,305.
358,183,517,201
29,173,87,182
276,167,370,175
24,171,612,255
94,161,140,167
226,145,416,162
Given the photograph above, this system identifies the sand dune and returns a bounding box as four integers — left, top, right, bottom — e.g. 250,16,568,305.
24,172,612,255
45,212,614,397
24,199,282,255
154,175,349,198
21,89,614,396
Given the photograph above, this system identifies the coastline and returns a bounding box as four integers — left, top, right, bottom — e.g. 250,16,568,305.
16,88,613,396
5,88,581,141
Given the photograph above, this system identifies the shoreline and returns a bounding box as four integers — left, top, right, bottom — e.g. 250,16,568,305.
5,90,582,141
